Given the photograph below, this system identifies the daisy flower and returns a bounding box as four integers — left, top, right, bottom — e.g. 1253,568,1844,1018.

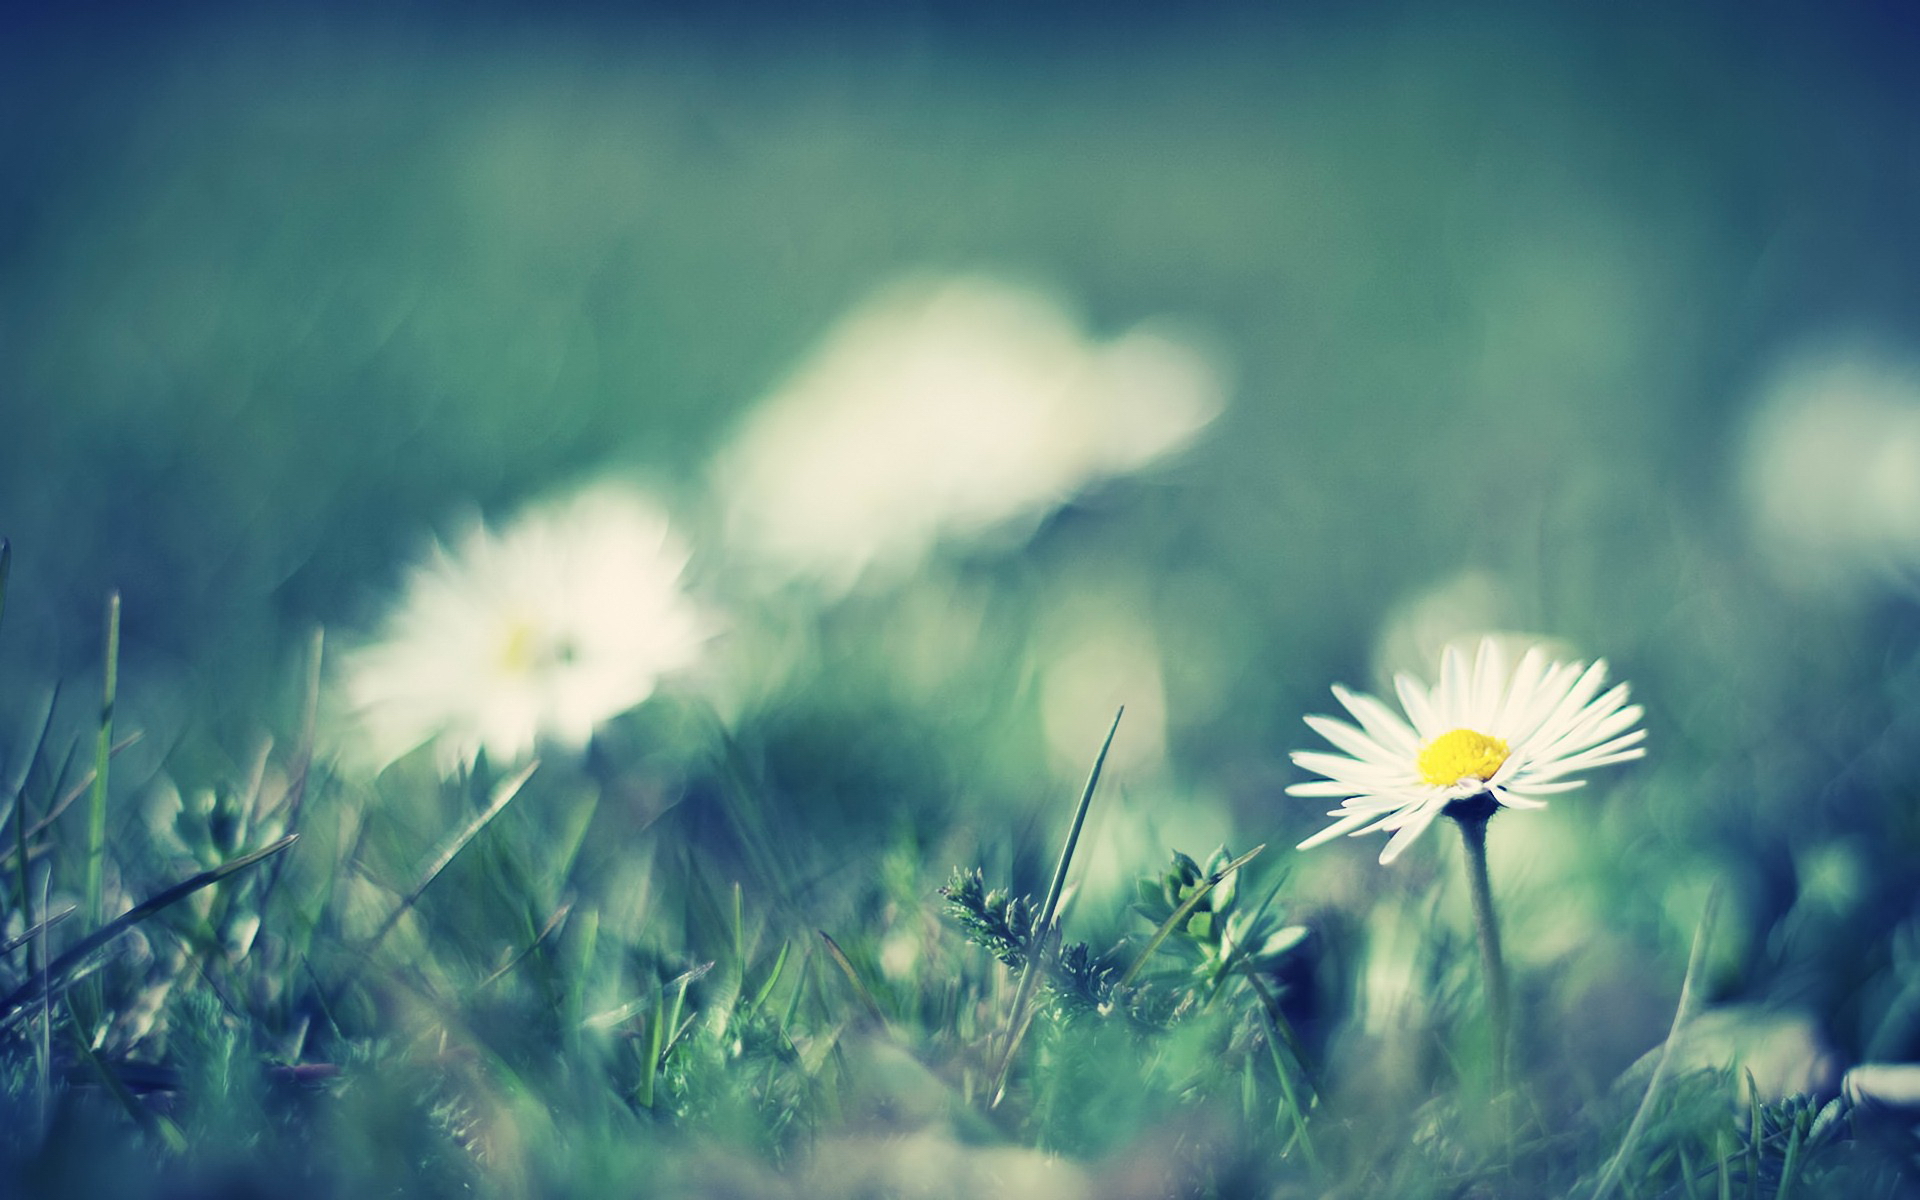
1288,638,1646,865
339,483,709,776
712,274,1225,592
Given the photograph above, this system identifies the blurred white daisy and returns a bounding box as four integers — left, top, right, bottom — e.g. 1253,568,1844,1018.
712,274,1226,592
1288,638,1646,864
340,483,707,775
1739,342,1920,594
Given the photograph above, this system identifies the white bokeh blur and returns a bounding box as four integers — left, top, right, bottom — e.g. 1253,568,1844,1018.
712,274,1227,592
1369,569,1578,690
1740,342,1920,594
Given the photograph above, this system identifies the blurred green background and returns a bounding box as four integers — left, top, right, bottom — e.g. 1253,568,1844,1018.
5,0,1920,1082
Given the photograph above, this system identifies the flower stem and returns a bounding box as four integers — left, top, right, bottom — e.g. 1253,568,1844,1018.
1451,800,1510,1094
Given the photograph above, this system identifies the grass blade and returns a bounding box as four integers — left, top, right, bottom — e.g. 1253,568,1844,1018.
3,685,58,833
0,905,75,958
34,866,50,1134
732,881,747,978
585,963,715,1032
1775,1113,1804,1200
1589,882,1723,1200
358,760,539,963
989,707,1123,1109
64,996,188,1153
748,939,792,1014
1033,707,1122,952
1246,969,1322,1171
633,961,716,1110
639,976,666,1109
0,834,299,1030
0,732,143,875
259,626,325,909
818,931,886,1028
9,687,58,982
85,592,120,934
473,901,573,993
1115,844,1265,991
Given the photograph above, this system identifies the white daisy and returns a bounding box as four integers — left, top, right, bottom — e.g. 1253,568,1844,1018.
1288,638,1646,864
339,482,708,775
712,274,1226,592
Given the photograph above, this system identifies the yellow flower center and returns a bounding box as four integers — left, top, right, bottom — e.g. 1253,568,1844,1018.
498,618,576,676
499,619,542,675
1417,728,1511,788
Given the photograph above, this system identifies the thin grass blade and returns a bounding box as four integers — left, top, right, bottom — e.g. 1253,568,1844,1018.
473,901,573,993
84,592,121,935
358,760,539,962
0,905,75,958
1589,882,1723,1200
748,939,792,1014
64,996,188,1153
989,707,1123,1108
639,976,665,1109
34,866,50,1134
259,627,325,908
818,930,887,1029
0,732,144,879
584,961,714,1032
1115,844,1265,991
0,834,299,1030
1775,1114,1804,1200
9,688,59,976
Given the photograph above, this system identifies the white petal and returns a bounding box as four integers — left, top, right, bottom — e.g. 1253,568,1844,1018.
1519,734,1647,782
1395,672,1444,740
1291,750,1416,786
1327,794,1423,815
1494,647,1550,734
1348,808,1414,838
1304,714,1404,770
1297,807,1396,850
1332,685,1422,756
1439,644,1471,724
1468,638,1505,728
1489,786,1549,810
1532,703,1643,767
1286,779,1373,798
1525,659,1613,750
1533,683,1634,749
1378,798,1448,864
1503,778,1587,796
1504,660,1579,744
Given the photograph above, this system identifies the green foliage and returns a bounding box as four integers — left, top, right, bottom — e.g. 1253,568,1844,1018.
939,868,1038,969
0,574,1910,1199
1131,846,1309,991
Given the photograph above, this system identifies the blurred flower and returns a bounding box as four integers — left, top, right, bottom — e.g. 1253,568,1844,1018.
712,274,1226,591
339,483,707,774
1629,1006,1839,1103
1844,1062,1920,1111
1739,342,1920,593
1369,571,1576,686
1289,638,1646,864
806,1129,1092,1200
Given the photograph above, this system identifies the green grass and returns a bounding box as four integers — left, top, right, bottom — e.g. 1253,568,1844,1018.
0,598,1913,1199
